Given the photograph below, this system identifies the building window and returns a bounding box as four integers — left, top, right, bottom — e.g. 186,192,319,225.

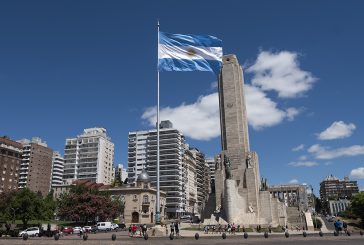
143,195,149,203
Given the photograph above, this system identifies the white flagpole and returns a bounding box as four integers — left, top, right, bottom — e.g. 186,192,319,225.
156,20,161,225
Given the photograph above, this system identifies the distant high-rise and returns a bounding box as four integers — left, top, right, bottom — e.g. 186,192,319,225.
17,137,53,196
51,151,64,187
63,128,114,185
190,148,210,212
115,164,127,183
320,175,359,201
128,121,210,218
128,120,187,218
206,158,216,190
0,136,22,193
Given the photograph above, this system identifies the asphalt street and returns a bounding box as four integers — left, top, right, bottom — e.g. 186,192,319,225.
0,232,363,245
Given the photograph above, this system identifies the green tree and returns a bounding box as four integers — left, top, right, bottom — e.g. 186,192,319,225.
350,192,364,224
11,189,43,228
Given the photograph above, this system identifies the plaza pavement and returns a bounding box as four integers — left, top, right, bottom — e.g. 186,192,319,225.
0,230,363,245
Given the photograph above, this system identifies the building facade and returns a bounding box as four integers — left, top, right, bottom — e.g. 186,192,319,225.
0,137,22,193
329,199,351,216
183,147,198,216
206,158,216,192
63,128,114,185
128,121,189,218
115,163,128,183
190,148,210,215
101,169,166,224
320,175,359,202
51,151,64,187
17,137,53,196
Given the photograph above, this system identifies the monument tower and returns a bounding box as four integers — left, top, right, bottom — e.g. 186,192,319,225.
212,54,286,226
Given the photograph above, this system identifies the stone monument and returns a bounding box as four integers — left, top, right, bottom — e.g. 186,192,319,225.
211,54,286,226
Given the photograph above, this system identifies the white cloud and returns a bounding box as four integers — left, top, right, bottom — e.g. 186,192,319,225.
247,50,316,98
142,93,220,141
318,121,356,140
289,179,299,184
288,161,318,167
292,144,305,152
210,81,218,90
142,85,302,140
298,155,307,161
245,85,300,130
350,167,364,179
308,144,364,160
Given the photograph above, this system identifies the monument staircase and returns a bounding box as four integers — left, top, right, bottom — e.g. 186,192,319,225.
286,206,305,229
202,192,216,221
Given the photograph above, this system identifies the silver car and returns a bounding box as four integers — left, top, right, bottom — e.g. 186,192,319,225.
18,227,40,237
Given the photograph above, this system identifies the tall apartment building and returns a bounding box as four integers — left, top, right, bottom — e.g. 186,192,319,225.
183,146,198,215
206,158,216,191
0,136,22,193
190,148,210,214
51,151,64,187
63,128,114,185
128,120,186,218
115,163,128,183
320,175,359,202
17,137,53,196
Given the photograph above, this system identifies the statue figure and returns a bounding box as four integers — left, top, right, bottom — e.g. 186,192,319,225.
223,154,232,179
246,153,253,168
248,203,254,213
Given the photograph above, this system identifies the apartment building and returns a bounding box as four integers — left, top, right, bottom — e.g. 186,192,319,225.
51,151,64,187
320,175,359,201
0,136,22,193
63,128,114,185
128,120,186,218
17,137,53,196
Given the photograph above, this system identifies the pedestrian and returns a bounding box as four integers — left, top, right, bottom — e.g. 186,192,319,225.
174,222,180,237
170,222,174,235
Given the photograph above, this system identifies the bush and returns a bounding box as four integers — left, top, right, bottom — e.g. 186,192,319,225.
312,218,322,229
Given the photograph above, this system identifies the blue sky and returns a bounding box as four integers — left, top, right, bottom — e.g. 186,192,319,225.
1,0,364,193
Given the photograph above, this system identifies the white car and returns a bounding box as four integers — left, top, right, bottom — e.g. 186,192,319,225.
111,223,119,230
97,222,112,231
83,226,92,233
73,227,82,234
19,227,40,237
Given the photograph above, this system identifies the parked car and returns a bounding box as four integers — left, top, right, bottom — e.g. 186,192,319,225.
111,223,119,230
97,222,112,231
18,227,40,237
73,227,82,234
83,226,92,233
62,227,74,235
118,223,126,230
90,225,98,233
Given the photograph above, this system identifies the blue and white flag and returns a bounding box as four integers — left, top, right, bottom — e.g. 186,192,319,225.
158,32,223,74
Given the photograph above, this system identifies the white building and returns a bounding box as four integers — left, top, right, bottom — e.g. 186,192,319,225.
51,151,64,187
128,120,187,218
63,128,114,185
329,199,351,216
115,163,128,182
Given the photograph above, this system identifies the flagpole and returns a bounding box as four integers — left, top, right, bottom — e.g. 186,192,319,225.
156,19,161,225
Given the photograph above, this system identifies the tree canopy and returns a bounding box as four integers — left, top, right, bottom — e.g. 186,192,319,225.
350,192,364,223
57,185,121,224
0,188,56,228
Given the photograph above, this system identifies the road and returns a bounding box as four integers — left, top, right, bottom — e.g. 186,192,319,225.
0,231,363,245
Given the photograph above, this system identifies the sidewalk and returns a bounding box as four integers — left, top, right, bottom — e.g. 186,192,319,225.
171,229,326,238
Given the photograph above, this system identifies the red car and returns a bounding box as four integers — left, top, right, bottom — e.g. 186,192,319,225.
62,227,74,235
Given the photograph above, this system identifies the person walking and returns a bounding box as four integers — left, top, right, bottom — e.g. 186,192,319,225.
174,222,180,237
170,222,174,236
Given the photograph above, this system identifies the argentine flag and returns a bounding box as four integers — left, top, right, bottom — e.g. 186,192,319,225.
158,32,223,74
